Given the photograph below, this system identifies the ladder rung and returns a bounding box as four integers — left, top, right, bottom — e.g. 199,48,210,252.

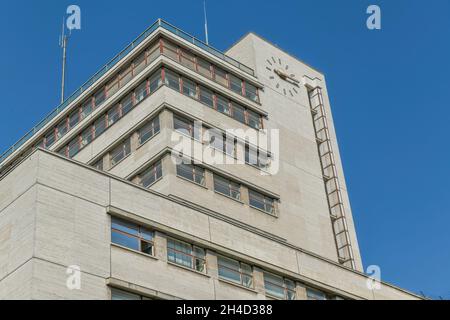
337,243,352,251
335,229,348,237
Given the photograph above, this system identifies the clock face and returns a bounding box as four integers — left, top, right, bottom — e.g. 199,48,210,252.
265,56,300,98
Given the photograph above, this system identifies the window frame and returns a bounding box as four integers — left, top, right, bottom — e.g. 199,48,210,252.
111,217,155,256
263,272,296,300
110,139,131,167
138,161,163,188
138,117,160,146
167,238,207,273
248,189,276,215
214,175,241,201
176,163,206,186
217,256,253,289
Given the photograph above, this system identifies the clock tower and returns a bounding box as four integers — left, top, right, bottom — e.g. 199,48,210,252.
226,33,363,271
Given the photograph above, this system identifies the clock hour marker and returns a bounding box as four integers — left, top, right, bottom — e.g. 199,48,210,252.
266,67,272,72
285,65,289,70
272,57,276,64
293,88,298,94
283,89,287,95
266,60,272,66
289,90,293,97
279,58,282,65
276,83,280,89
269,76,275,79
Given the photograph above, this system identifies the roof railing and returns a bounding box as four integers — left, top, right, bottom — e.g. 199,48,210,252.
0,19,254,166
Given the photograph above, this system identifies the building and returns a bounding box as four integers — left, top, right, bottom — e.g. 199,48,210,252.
0,19,420,300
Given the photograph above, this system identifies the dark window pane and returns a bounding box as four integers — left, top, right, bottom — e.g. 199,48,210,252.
245,83,258,102
229,74,242,94
94,89,106,107
135,81,148,104
182,78,197,98
112,218,139,236
199,87,214,108
108,105,121,126
94,116,106,137
81,100,93,119
248,110,261,129
149,71,162,92
165,70,180,91
231,103,246,124
141,241,153,255
111,230,139,251
216,95,230,115
121,94,133,115
69,110,80,129
177,163,194,181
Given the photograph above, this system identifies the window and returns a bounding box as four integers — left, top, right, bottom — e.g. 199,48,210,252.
147,42,160,64
182,78,197,99
138,117,160,145
167,238,206,273
214,175,241,201
93,158,103,171
307,288,328,301
180,49,196,70
135,81,148,104
106,76,120,98
133,52,146,75
80,127,93,148
245,145,270,169
57,119,68,140
108,104,121,126
247,110,261,129
218,256,253,288
249,190,276,215
177,163,205,186
110,139,131,167
245,145,258,166
111,288,151,301
264,272,296,300
81,99,93,120
69,109,80,129
111,217,154,255
120,64,133,87
199,86,214,108
121,93,133,116
165,69,180,91
139,161,163,188
229,74,243,95
209,132,225,153
68,137,80,158
245,83,259,102
149,71,162,93
44,131,56,148
94,88,106,108
161,39,179,61
174,116,200,140
216,95,231,116
214,67,228,87
197,57,212,78
231,103,246,124
94,115,107,138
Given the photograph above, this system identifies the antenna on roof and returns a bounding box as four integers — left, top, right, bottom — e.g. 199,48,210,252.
59,17,70,104
203,0,209,45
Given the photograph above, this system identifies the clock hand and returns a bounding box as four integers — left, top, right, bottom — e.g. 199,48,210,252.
274,69,300,84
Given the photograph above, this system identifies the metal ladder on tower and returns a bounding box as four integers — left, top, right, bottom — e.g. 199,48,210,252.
308,87,356,270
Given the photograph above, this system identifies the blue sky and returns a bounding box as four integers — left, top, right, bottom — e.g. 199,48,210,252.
1,1,449,298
